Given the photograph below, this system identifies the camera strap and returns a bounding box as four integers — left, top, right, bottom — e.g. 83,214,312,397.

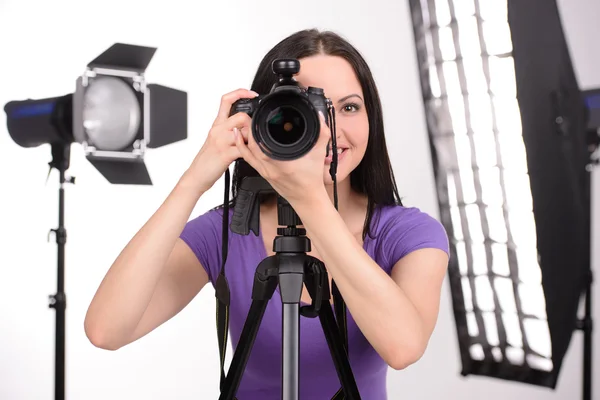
327,106,349,353
215,169,233,396
214,107,351,398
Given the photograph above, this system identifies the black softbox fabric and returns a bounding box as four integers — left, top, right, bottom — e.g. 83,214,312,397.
507,0,590,387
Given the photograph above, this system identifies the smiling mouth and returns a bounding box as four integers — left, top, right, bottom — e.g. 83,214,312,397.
325,147,348,163
328,147,347,155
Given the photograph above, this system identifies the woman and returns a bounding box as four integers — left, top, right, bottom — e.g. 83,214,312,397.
85,29,450,399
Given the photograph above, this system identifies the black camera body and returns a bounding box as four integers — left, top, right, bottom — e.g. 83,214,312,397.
231,59,332,161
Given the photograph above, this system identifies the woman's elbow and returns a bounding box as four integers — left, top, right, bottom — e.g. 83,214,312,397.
84,315,122,351
85,330,121,351
386,337,428,371
388,351,423,370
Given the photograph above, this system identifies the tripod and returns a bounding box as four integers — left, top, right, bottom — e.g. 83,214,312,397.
46,143,75,400
214,177,361,400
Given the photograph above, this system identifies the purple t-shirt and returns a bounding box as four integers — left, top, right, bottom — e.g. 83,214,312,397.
180,203,449,399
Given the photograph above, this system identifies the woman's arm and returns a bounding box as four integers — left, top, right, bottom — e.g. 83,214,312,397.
84,171,209,350
231,110,449,368
85,88,258,350
293,191,449,370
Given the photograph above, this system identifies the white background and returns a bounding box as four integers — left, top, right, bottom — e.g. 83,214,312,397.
0,0,598,399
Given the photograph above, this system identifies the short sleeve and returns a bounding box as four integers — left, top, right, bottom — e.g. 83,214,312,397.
379,206,450,270
179,208,225,287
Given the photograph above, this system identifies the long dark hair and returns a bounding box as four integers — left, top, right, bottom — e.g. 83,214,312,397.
225,28,402,241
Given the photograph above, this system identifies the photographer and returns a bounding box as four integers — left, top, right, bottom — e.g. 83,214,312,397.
84,29,450,399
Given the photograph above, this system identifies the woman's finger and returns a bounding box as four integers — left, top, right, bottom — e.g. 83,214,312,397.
234,128,262,171
223,109,253,130
213,89,259,126
239,126,251,141
245,124,269,161
215,113,251,147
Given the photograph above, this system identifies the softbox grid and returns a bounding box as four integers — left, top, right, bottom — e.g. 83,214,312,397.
409,0,556,384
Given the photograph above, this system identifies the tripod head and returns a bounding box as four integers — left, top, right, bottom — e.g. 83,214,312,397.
228,175,325,312
230,174,312,254
230,176,304,237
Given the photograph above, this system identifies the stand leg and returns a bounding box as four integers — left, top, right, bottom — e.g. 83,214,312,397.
581,271,593,400
218,257,280,400
54,174,66,400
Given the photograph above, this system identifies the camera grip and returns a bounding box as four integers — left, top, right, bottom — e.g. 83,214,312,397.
306,88,331,128
230,177,274,236
230,97,259,117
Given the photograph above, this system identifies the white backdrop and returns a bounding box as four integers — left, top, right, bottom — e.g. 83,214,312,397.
0,0,597,399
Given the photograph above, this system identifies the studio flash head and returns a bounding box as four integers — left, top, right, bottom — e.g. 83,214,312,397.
230,59,332,161
4,42,188,185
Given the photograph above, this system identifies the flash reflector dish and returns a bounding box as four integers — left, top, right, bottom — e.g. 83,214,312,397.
83,76,141,151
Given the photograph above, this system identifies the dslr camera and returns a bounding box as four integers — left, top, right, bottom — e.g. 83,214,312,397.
230,58,332,161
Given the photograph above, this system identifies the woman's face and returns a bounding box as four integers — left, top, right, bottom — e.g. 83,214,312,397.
295,54,369,186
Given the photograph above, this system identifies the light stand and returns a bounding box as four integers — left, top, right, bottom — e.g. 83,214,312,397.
217,180,361,400
46,143,74,400
3,41,188,400
578,117,599,400
578,275,592,400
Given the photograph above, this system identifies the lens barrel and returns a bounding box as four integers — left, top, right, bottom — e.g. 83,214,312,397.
252,91,320,161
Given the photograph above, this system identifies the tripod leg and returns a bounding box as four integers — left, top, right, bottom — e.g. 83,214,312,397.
318,300,361,399
304,259,362,400
219,257,279,400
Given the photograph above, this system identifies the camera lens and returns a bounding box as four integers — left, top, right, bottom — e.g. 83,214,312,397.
266,106,305,146
252,91,320,160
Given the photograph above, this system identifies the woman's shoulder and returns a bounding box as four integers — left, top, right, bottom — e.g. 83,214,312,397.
181,206,227,238
179,205,234,284
370,203,450,270
373,203,444,230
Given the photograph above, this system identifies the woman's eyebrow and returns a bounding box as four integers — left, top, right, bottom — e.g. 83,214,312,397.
337,94,364,103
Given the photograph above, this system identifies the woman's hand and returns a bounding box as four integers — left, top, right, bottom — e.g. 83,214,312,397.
185,88,258,192
234,111,332,207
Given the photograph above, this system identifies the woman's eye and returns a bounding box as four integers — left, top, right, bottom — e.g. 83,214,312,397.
342,103,360,112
